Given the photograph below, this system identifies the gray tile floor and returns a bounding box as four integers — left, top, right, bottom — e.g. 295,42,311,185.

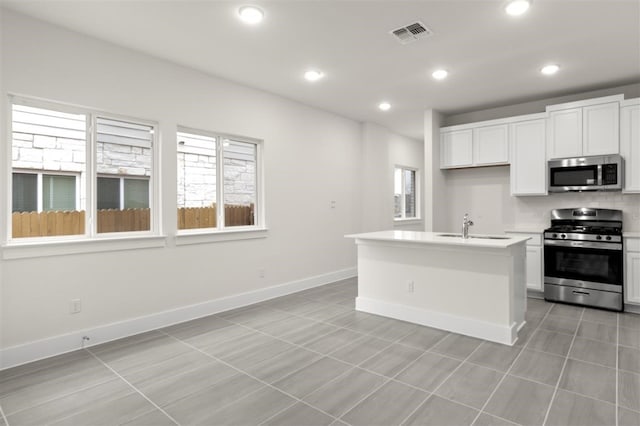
1,277,639,426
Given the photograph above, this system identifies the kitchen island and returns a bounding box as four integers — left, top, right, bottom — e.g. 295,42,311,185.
346,230,530,345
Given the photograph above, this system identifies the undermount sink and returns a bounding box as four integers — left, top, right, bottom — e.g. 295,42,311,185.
436,233,511,240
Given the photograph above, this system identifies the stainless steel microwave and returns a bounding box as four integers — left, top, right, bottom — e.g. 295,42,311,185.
548,155,623,192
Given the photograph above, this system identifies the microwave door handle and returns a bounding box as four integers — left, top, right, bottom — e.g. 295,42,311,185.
597,164,602,186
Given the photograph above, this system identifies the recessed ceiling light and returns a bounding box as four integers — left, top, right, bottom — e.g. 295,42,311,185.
541,64,560,75
505,0,531,16
378,102,391,111
238,6,264,24
304,70,324,82
432,69,448,80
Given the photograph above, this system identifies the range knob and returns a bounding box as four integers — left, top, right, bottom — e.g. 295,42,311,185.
606,236,612,241
596,235,602,240
561,234,567,239
553,233,558,238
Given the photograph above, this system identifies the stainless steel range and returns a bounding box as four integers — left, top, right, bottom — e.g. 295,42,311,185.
544,207,623,311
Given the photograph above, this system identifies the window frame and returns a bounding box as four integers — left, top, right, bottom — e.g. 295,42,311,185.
393,165,420,222
176,126,265,236
6,96,160,246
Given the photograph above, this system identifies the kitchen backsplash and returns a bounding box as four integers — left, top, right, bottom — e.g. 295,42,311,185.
444,166,640,234
513,190,640,231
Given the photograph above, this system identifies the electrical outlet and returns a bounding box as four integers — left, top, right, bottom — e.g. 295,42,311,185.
259,269,265,278
70,299,81,314
407,281,414,293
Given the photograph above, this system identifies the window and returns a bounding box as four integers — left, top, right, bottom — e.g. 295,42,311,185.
394,166,418,220
9,99,157,240
96,117,153,233
223,138,257,227
12,172,78,212
177,129,260,231
43,174,77,211
97,177,150,210
12,173,38,212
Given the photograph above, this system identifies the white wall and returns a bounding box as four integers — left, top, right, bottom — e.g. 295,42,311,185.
443,166,640,233
0,5,5,369
0,10,374,357
361,123,423,232
423,109,448,232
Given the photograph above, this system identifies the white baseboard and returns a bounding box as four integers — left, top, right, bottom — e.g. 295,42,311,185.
0,267,357,371
356,296,519,346
624,303,640,314
527,289,544,299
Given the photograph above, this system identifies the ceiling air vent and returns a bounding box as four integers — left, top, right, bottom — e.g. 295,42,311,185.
390,22,432,45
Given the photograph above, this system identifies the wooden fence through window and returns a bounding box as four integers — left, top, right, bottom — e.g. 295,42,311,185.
12,204,254,238
177,204,254,229
97,209,151,233
177,206,216,230
12,210,86,238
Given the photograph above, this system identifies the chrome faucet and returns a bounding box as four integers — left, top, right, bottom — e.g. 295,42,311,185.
462,213,474,239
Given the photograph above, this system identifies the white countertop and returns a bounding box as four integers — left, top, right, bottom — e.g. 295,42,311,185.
504,227,545,234
624,232,640,238
346,230,530,248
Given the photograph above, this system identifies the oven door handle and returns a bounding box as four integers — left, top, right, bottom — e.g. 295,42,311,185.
544,239,622,250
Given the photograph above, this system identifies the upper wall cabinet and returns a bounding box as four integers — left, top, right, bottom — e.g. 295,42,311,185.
473,125,509,166
546,95,622,159
620,98,640,193
547,108,582,158
510,115,547,196
584,102,620,155
441,123,508,169
441,129,473,168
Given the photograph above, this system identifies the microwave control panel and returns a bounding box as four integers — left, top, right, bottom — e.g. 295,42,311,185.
602,164,618,184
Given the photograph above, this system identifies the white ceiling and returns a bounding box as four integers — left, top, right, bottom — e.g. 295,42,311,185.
2,0,640,140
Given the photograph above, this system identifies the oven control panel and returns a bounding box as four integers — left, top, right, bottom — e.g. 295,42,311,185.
544,232,622,243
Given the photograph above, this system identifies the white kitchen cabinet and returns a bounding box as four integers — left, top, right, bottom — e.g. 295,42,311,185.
620,99,640,193
441,129,473,168
440,123,509,169
546,95,622,159
548,108,582,158
583,102,620,155
506,231,543,292
510,117,547,196
473,124,509,165
525,246,543,292
625,237,640,305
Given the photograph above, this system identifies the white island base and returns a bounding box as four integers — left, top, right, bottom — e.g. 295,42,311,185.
348,231,529,346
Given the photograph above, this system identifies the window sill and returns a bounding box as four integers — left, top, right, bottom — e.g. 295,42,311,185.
394,218,423,226
175,227,269,246
2,235,167,260
393,218,423,228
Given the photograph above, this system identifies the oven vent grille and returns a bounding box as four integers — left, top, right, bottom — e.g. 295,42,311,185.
390,22,433,45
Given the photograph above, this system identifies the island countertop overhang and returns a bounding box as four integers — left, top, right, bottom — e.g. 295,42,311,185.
346,230,530,249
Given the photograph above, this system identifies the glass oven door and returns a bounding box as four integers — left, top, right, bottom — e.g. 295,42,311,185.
544,242,623,289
